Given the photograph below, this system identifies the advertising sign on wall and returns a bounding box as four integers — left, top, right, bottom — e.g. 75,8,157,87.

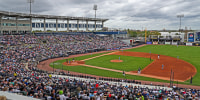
186,43,193,46
196,32,200,41
172,42,177,45
188,33,194,42
153,42,158,44
165,42,171,45
146,42,152,44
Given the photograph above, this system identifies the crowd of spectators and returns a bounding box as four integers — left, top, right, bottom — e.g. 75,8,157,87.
0,33,199,100
0,72,200,100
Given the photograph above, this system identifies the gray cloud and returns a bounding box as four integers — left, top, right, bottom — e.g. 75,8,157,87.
0,0,200,30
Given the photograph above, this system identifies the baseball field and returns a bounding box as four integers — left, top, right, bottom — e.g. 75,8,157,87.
44,45,200,86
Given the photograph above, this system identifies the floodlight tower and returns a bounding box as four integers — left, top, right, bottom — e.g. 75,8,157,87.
93,4,97,31
177,14,184,33
28,0,34,15
93,4,97,19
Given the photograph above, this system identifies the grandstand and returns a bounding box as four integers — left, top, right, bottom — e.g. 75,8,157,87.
0,10,200,100
0,10,108,34
0,32,200,99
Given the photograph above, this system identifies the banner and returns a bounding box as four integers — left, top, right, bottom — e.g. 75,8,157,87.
172,42,177,45
146,42,152,44
186,43,193,46
188,33,194,42
165,42,171,45
153,41,158,44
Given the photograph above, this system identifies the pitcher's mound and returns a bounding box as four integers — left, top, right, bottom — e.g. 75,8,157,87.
110,60,123,62
63,61,85,66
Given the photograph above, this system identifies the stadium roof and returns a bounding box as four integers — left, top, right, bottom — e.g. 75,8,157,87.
0,10,108,22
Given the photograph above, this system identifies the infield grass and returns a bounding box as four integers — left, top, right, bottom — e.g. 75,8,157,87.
85,55,153,71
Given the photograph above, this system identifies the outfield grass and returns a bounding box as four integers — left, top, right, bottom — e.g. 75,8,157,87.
64,52,110,61
50,45,200,86
50,52,109,66
85,55,153,71
125,45,200,85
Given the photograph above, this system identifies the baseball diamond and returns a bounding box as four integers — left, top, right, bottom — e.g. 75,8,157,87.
39,45,198,84
43,50,196,82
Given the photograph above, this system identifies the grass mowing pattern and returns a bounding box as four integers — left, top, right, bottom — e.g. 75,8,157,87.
85,55,153,71
56,52,110,62
50,45,200,85
125,45,200,85
50,61,168,83
50,51,168,83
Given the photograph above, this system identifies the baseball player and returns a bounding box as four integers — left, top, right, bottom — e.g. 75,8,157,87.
66,59,68,63
162,64,164,70
123,70,125,76
138,67,141,74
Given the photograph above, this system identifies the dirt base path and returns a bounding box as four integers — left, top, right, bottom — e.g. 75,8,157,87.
112,51,196,82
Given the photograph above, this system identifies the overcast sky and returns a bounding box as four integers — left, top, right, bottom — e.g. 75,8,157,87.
0,0,200,30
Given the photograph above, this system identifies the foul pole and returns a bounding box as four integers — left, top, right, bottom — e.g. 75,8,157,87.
145,28,147,43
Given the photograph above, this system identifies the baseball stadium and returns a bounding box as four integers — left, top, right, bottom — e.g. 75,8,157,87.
1,2,200,100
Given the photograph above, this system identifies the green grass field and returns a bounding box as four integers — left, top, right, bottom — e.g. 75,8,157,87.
50,63,169,83
50,51,168,82
50,45,200,86
85,55,152,71
125,45,200,85
50,55,167,83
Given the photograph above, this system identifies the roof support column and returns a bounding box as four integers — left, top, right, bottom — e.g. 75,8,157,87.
95,20,96,32
56,19,58,32
102,21,104,30
77,20,79,32
16,17,18,33
0,16,2,34
44,18,46,32
67,19,69,32
30,17,32,33
86,20,88,32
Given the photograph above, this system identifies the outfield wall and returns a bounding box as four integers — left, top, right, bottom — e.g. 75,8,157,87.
146,41,200,46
